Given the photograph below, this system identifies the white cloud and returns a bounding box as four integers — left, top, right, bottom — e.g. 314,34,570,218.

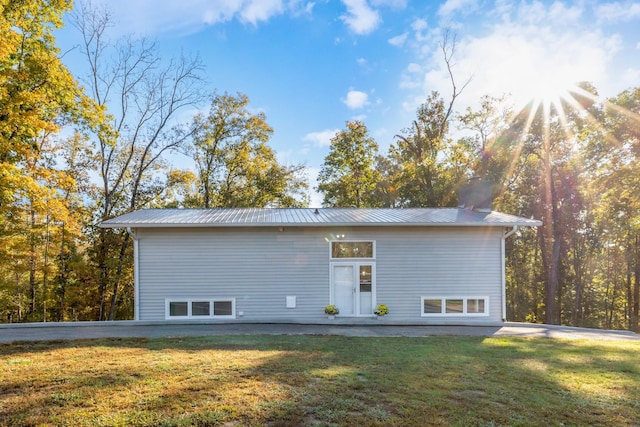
511,1,582,26
305,166,323,207
303,129,341,147
342,90,370,109
438,0,478,18
87,0,289,35
289,0,316,16
340,0,382,34
240,0,285,24
596,1,640,22
404,2,624,112
621,67,640,89
407,63,422,73
371,0,408,8
411,18,428,31
388,32,408,47
444,25,615,108
548,2,583,23
399,63,425,89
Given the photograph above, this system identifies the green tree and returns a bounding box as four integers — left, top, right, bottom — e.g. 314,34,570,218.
585,87,640,330
457,94,514,185
384,32,472,208
317,120,381,208
389,92,473,207
371,154,401,208
188,92,307,208
490,83,605,326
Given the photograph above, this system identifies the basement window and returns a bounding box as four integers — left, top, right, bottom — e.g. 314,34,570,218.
166,299,236,319
421,297,489,316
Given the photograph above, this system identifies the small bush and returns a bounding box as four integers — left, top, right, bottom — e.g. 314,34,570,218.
374,304,389,316
324,305,339,315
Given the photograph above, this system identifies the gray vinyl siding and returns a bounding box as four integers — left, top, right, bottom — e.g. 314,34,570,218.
137,227,329,321
374,227,503,324
136,226,504,323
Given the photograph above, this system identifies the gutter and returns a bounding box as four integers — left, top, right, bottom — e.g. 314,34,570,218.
501,226,518,321
500,225,518,322
127,227,140,321
504,225,518,239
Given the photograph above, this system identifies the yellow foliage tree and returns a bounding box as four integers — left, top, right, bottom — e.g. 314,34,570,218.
0,1,101,321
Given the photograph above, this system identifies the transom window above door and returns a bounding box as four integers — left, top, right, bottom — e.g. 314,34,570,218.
331,241,375,259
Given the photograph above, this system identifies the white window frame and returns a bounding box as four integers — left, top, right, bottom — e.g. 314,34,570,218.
421,296,490,317
165,298,236,320
329,240,376,259
329,261,377,316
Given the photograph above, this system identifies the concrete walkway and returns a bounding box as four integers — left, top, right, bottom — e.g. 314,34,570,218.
1,321,638,343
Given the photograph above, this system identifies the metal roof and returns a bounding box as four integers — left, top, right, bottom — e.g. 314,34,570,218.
100,208,542,228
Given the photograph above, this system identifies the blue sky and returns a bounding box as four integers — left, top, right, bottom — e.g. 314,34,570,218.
57,0,640,207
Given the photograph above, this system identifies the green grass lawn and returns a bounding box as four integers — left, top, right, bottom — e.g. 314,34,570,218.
1,335,639,426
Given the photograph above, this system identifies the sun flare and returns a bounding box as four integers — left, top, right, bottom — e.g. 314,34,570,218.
516,66,579,110
497,65,599,192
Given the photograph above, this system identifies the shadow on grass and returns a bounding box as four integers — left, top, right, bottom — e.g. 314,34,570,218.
1,335,639,426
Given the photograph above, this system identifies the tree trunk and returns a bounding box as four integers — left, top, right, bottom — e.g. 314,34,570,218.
97,227,109,321
539,212,561,325
549,236,561,324
29,208,37,317
108,232,131,320
633,235,640,332
57,223,67,322
42,215,50,322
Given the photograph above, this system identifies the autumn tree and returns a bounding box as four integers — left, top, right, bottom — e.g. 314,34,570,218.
72,3,206,320
384,31,472,208
187,92,307,208
0,0,100,322
389,94,459,207
1,0,88,228
457,94,515,185
371,154,401,208
317,120,381,208
585,87,640,330
482,83,614,327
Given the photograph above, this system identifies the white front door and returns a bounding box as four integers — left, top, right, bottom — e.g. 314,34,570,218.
331,263,375,316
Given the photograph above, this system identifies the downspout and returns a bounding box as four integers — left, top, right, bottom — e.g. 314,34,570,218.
127,227,140,321
502,226,518,321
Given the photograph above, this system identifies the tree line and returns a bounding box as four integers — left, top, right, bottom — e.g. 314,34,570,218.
1,1,638,330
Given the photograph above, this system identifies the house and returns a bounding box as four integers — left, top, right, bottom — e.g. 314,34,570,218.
100,208,541,324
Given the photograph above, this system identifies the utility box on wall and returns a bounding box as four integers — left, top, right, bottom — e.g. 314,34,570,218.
286,296,296,308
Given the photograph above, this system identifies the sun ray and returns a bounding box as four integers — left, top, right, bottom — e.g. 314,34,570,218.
496,100,539,200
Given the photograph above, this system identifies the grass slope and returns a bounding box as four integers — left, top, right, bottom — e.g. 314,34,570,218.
1,335,639,426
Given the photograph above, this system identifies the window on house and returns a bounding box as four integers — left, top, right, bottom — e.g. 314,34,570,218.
421,297,489,316
467,298,485,314
423,299,442,314
331,241,374,258
169,301,188,317
166,299,235,319
446,299,464,314
191,301,211,316
214,301,233,316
